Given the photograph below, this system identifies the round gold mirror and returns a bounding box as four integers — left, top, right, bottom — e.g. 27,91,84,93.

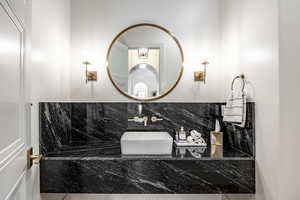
106,24,184,101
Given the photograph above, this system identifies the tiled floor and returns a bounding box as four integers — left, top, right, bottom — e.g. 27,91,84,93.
41,194,255,200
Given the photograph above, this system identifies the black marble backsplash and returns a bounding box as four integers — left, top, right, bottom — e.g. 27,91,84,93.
40,102,255,156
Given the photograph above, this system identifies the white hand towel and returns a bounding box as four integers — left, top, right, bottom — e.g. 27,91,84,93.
223,90,246,127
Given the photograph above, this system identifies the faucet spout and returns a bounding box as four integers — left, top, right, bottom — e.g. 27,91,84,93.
143,116,148,126
138,104,143,116
128,116,148,126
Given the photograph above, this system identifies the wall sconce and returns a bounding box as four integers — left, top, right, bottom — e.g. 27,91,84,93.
83,61,97,84
138,48,149,59
194,60,209,83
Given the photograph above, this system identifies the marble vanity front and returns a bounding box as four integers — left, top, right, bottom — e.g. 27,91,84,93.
39,102,255,194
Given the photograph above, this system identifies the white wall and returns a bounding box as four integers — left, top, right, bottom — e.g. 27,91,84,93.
31,0,71,101
278,1,300,199
31,0,71,149
220,0,280,200
30,1,71,199
70,0,224,102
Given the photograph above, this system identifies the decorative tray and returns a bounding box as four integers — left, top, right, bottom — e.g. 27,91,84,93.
174,140,207,147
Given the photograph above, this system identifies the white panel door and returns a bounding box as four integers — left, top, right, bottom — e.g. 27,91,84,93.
0,0,35,200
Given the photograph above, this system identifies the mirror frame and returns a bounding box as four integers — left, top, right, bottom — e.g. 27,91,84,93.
106,23,184,101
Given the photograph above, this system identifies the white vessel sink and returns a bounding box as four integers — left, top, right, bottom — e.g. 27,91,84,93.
121,131,173,155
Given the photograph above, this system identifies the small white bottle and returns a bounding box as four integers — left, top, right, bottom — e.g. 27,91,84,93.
175,132,179,142
178,126,187,141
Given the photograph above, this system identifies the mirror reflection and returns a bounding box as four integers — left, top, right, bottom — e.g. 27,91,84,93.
107,24,183,101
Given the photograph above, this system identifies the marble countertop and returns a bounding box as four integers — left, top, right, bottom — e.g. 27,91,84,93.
43,142,254,161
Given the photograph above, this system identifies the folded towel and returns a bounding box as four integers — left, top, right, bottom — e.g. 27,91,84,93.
222,90,246,127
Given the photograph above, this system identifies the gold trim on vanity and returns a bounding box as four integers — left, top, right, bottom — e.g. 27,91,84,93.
106,23,184,101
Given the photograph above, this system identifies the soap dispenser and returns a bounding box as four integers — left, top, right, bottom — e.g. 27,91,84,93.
178,126,187,141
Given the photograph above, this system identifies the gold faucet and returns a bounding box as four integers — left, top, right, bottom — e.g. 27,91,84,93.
128,116,149,126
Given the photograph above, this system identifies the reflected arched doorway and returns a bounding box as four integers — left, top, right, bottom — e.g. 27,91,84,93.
133,82,148,98
128,63,159,98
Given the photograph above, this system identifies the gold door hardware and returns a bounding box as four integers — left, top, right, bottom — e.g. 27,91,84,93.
27,147,43,169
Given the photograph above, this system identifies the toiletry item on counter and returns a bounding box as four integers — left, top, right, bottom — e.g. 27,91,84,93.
175,132,179,142
211,144,223,159
210,122,223,158
210,131,223,146
175,129,207,147
215,119,221,132
178,126,187,141
190,129,201,139
188,130,207,146
211,134,217,145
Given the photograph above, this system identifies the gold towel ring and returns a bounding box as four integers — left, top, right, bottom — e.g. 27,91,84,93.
231,74,245,91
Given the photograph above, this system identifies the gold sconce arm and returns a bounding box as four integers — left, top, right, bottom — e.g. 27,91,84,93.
83,61,97,83
83,61,91,84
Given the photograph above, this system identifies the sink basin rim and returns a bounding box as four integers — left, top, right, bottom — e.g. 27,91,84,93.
121,131,173,155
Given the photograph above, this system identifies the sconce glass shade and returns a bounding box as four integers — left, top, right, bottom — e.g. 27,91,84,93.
202,60,209,66
83,61,91,65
